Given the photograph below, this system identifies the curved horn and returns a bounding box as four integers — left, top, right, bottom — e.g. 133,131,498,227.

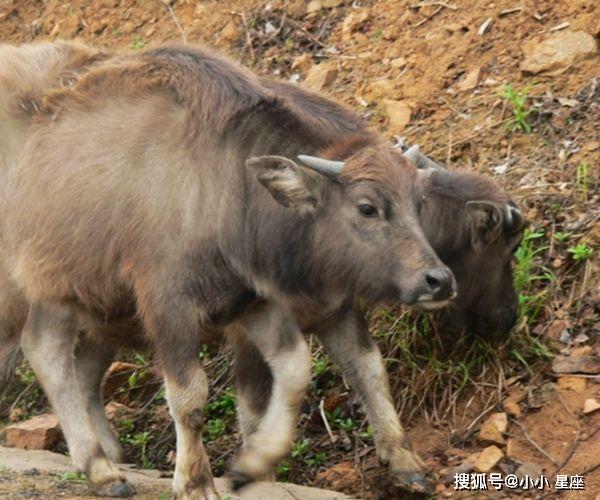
403,145,444,172
297,155,344,177
505,205,525,232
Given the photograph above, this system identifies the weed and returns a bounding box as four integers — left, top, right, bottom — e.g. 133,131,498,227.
567,243,593,261
359,424,374,439
305,451,328,467
123,431,152,468
501,84,532,133
58,471,86,482
513,228,554,323
576,161,590,201
553,231,571,242
130,36,145,50
291,437,311,459
277,461,291,479
204,417,226,440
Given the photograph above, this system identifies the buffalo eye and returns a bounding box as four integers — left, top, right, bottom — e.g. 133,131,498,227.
358,203,378,218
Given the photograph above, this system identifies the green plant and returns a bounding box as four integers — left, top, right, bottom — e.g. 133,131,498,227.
553,231,570,242
277,461,291,479
123,431,152,468
291,438,311,459
501,84,532,133
130,36,145,50
576,161,590,201
58,471,86,482
305,451,328,467
567,243,593,261
204,417,226,440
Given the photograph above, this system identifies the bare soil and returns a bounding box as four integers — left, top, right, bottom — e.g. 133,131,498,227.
0,0,598,499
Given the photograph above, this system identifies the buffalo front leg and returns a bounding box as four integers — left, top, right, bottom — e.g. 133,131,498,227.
141,296,219,500
230,306,310,488
75,333,125,463
316,309,431,494
21,303,134,497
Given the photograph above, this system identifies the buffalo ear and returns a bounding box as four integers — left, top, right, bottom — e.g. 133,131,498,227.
246,155,321,211
466,200,503,250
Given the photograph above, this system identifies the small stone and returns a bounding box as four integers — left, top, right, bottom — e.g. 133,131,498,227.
553,355,600,375
306,0,323,14
303,63,338,91
503,400,522,418
382,99,412,132
105,401,131,421
583,140,599,152
470,445,503,472
342,9,369,41
323,0,344,7
291,53,312,73
5,414,61,450
521,31,598,75
516,462,543,480
583,398,600,415
382,26,400,41
369,79,398,98
390,57,407,69
102,361,141,398
8,407,23,422
479,412,508,445
221,20,239,42
457,67,481,91
557,376,587,392
505,438,517,458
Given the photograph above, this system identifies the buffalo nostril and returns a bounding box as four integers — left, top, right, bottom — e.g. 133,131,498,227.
424,268,455,300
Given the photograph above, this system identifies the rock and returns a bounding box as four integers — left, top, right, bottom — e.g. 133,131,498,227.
5,414,61,450
369,79,398,98
323,0,344,7
479,412,508,445
382,26,400,41
470,445,503,472
221,20,239,42
105,401,131,421
457,67,481,91
583,398,600,415
102,361,141,398
505,438,518,458
306,0,323,14
8,407,23,422
516,461,543,479
342,10,369,42
315,461,361,492
552,355,600,374
583,140,600,152
557,376,587,392
292,53,312,73
382,99,412,132
503,400,522,418
390,57,407,69
303,63,338,91
521,31,598,75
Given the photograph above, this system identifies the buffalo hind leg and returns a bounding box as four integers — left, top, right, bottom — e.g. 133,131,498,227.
231,329,276,481
316,309,431,494
21,302,134,497
141,295,218,500
230,306,310,488
75,333,125,463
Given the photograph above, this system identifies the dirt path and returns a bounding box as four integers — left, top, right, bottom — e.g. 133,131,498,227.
0,446,351,499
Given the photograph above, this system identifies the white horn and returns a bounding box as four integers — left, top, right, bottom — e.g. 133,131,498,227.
403,145,444,171
297,155,344,177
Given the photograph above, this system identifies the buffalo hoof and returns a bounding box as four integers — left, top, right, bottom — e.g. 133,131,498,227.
393,471,433,495
92,479,136,497
229,468,253,491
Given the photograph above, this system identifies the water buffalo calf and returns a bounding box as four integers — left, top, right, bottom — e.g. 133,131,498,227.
0,42,456,498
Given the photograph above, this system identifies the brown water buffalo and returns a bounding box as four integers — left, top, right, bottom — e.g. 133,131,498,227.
0,42,456,498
